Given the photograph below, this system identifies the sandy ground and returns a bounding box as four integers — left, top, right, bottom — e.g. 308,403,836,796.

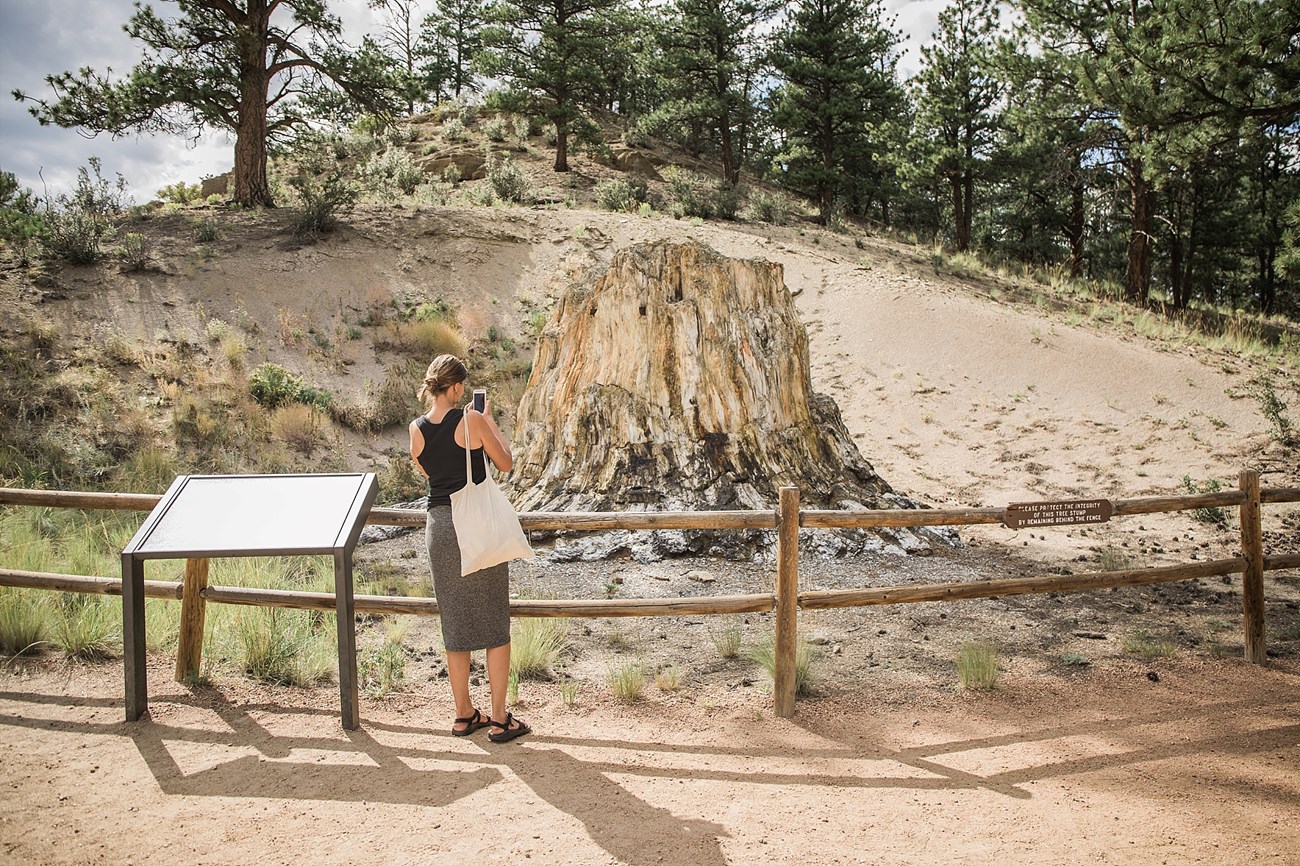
2,654,1298,865
3,200,1299,864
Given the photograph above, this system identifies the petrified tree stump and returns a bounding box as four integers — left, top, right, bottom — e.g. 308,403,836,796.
509,240,942,559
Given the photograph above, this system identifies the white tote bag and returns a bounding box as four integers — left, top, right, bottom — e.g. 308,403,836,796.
449,412,534,576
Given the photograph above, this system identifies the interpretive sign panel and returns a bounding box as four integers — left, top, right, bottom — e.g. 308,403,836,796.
121,473,377,729
1003,499,1113,529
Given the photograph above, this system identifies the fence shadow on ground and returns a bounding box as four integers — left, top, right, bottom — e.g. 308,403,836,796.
3,682,1298,865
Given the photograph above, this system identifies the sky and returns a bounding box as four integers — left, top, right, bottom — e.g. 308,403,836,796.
0,0,948,203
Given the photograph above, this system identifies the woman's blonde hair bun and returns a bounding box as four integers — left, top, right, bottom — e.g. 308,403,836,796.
417,354,468,406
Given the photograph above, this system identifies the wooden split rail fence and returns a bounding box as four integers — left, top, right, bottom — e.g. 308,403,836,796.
2,471,1298,718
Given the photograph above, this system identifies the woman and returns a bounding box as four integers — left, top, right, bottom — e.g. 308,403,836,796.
409,354,531,743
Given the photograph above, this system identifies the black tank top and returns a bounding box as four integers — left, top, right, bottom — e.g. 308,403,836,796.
415,410,487,507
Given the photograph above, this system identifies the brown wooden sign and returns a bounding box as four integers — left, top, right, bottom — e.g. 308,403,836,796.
1003,499,1113,529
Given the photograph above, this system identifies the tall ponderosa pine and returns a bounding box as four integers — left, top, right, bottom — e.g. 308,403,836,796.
480,0,627,172
1018,0,1174,303
910,0,1003,252
658,0,777,185
770,0,903,224
14,0,398,207
370,0,427,113
996,41,1102,276
418,0,486,100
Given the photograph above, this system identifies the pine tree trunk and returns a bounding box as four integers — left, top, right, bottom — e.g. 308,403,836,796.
1067,163,1085,277
1124,163,1155,304
949,174,967,252
1169,230,1185,309
554,125,569,172
958,172,974,252
232,3,274,208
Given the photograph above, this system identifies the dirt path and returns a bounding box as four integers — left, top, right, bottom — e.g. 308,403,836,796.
2,654,1297,865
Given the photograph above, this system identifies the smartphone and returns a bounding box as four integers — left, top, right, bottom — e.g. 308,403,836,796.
472,388,486,413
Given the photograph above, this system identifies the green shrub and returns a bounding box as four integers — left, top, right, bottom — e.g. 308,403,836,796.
288,168,357,238
192,216,220,242
512,116,532,148
377,451,427,503
116,232,153,271
1181,475,1227,526
1246,374,1295,446
714,182,743,221
663,167,714,219
442,117,469,142
356,148,423,200
42,157,126,264
483,116,508,142
746,190,790,225
360,620,409,697
594,177,647,213
249,363,306,408
248,363,333,411
486,153,530,203
156,181,203,204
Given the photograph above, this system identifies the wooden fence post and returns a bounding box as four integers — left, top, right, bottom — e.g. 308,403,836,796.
175,557,209,682
774,486,800,718
1238,470,1266,664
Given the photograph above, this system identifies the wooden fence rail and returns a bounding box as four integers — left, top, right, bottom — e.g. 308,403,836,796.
1,474,1298,718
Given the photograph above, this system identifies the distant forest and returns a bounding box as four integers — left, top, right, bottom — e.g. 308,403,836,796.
13,0,1300,316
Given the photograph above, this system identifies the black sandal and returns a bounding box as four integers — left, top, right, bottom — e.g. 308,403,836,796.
451,708,490,737
488,712,532,743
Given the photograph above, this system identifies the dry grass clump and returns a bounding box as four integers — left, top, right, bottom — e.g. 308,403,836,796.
269,403,328,455
373,319,468,358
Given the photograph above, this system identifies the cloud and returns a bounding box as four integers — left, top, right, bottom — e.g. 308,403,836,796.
882,0,949,77
1,0,233,199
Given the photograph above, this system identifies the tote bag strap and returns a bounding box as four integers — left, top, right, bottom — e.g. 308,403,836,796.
461,409,477,486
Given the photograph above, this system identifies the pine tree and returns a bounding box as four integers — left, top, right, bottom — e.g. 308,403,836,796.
770,0,903,224
657,0,777,185
909,0,1003,252
14,0,398,208
418,0,486,101
480,0,628,172
370,0,427,113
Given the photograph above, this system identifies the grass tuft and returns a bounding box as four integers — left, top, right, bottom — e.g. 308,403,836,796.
608,662,645,702
747,636,821,696
510,617,568,679
955,641,998,689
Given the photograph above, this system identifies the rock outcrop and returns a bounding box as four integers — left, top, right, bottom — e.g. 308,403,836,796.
509,240,947,559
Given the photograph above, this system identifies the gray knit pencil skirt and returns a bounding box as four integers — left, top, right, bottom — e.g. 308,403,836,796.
425,505,511,652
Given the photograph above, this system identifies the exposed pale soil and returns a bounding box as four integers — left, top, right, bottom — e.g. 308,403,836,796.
2,188,1299,864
